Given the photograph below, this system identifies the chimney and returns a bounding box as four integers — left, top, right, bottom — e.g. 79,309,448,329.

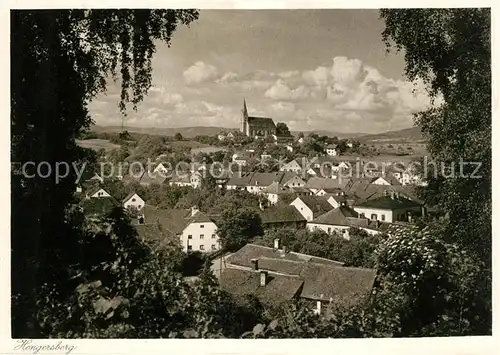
191,205,199,217
280,245,287,257
251,258,259,271
274,238,281,250
315,300,322,315
259,271,268,286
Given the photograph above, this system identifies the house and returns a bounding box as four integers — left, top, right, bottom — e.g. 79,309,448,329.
217,133,226,141
139,171,167,186
261,181,290,205
315,187,344,197
370,174,401,186
246,172,284,194
135,205,221,253
81,195,120,217
326,144,338,156
279,159,303,173
304,177,349,194
226,173,253,191
219,243,376,311
286,144,294,152
169,171,202,189
153,162,170,175
240,99,276,137
290,195,334,221
306,206,362,239
297,137,305,144
87,187,111,199
353,191,423,223
260,205,307,229
232,152,250,166
287,186,313,197
123,192,145,212
86,172,104,184
282,174,306,188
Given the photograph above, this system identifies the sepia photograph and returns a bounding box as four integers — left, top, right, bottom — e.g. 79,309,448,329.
8,5,492,344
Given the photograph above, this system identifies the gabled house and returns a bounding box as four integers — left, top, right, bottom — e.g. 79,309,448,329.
306,206,361,239
304,177,349,194
279,159,303,173
219,243,376,312
261,181,290,205
134,205,221,253
290,195,334,221
169,171,202,189
139,171,167,186
123,192,145,212
153,162,170,175
326,144,338,156
281,174,306,188
86,187,111,199
260,205,307,230
353,191,423,223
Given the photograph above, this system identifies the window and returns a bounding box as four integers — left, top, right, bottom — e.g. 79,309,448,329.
200,225,204,228
371,214,377,220
137,205,142,209
211,244,217,250
327,227,331,233
211,234,216,239
187,245,193,250
200,234,204,239
188,235,193,239
200,245,205,250
381,214,385,221
360,213,365,218
132,198,136,202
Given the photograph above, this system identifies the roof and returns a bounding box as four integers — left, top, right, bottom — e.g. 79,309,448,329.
248,172,286,187
87,186,110,197
355,194,422,210
226,243,344,269
260,205,307,224
288,186,311,194
122,192,142,203
310,206,359,226
294,195,334,217
305,177,349,190
261,181,288,194
326,144,338,149
139,171,167,185
226,172,254,187
247,116,276,128
81,196,119,215
219,268,303,305
223,244,375,306
170,173,191,183
299,264,376,305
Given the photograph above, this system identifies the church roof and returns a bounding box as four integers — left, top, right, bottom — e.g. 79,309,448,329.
247,116,276,128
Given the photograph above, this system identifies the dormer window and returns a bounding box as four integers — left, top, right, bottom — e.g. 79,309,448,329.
132,198,136,202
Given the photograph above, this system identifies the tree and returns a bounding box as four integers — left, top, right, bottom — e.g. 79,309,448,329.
11,9,199,337
380,9,491,263
275,122,292,137
217,208,264,251
174,132,183,141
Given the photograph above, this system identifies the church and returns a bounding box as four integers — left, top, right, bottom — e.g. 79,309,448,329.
240,99,276,137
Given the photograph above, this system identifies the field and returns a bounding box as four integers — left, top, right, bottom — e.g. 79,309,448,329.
191,146,228,155
76,139,120,151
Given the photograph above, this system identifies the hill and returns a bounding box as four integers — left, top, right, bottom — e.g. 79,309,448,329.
356,126,424,144
90,125,235,138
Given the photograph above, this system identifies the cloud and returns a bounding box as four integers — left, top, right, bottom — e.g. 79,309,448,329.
265,79,310,101
183,61,219,84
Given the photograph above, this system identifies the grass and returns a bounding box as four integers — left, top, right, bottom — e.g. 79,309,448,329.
76,139,121,151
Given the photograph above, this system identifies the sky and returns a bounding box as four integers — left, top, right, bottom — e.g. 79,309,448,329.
88,9,434,134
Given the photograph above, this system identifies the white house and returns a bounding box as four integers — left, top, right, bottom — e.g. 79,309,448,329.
297,137,305,144
179,207,221,253
290,195,333,221
123,192,145,211
87,187,111,199
306,206,359,240
282,175,306,188
262,181,289,205
279,159,303,173
154,162,170,175
326,144,338,156
286,144,294,152
353,192,422,223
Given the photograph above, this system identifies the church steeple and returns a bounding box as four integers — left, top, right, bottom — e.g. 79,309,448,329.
241,99,248,135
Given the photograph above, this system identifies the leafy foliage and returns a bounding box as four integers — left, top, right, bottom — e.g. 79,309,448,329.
217,208,264,252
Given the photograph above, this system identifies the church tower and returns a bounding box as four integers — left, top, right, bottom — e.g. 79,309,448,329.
241,99,248,135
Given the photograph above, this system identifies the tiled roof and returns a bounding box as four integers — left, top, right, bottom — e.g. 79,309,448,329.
299,264,376,305
219,268,303,305
355,195,422,210
310,206,359,226
248,172,286,187
296,195,334,217
226,172,254,186
260,205,307,224
122,192,141,203
139,171,167,185
226,243,344,269
261,181,288,194
305,177,349,190
247,116,276,128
